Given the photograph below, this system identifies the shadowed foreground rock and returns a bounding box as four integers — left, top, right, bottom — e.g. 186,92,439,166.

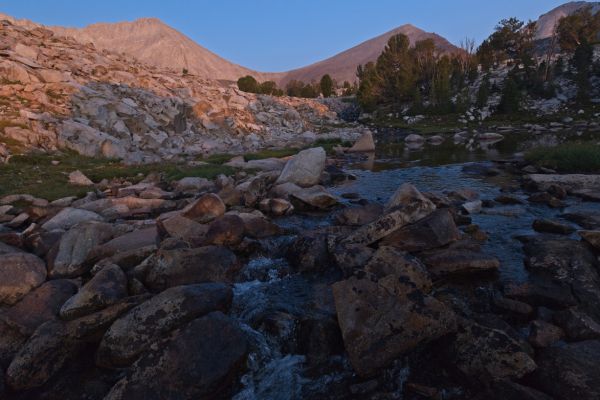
104,312,247,400
332,271,456,377
97,283,232,367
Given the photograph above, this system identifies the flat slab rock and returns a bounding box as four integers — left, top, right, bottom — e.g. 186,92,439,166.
527,174,600,191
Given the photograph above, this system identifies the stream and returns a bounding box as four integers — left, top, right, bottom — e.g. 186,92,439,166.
230,128,600,399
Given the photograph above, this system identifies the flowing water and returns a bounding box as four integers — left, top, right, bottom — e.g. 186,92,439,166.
231,129,600,399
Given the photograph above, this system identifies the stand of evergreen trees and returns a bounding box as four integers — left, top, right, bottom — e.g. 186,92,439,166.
237,73,354,99
356,5,600,116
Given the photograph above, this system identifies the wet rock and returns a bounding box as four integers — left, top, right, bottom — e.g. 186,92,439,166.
205,214,245,245
288,230,330,273
297,314,344,362
528,320,564,348
41,207,104,231
504,280,577,308
563,210,600,229
275,147,326,187
332,273,455,377
60,264,128,320
48,221,115,278
181,193,225,223
494,194,524,205
421,249,499,277
334,203,383,226
381,209,461,252
343,186,436,246
527,192,564,208
461,200,482,214
0,252,47,305
578,230,600,251
449,322,536,381
290,185,338,210
144,246,238,291
532,340,600,400
554,308,600,341
491,295,534,318
1,280,78,335
68,170,94,186
487,380,554,400
405,133,424,143
5,296,145,391
347,131,375,152
532,218,575,235
104,312,247,400
385,183,434,212
478,132,504,141
97,283,232,368
524,239,600,320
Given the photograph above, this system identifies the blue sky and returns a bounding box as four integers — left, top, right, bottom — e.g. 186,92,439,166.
0,0,571,71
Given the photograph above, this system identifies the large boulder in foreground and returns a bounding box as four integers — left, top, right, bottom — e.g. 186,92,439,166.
144,246,238,291
97,283,232,368
332,273,455,377
532,340,600,400
104,312,247,400
275,147,326,187
449,322,537,382
5,296,145,391
0,252,47,305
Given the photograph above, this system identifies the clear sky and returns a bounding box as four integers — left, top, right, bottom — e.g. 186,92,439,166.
0,0,573,72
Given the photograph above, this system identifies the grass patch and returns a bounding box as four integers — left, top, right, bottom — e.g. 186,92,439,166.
0,152,235,201
525,142,600,173
244,148,298,161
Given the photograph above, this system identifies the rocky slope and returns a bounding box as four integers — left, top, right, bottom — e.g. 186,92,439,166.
0,19,356,164
0,12,459,85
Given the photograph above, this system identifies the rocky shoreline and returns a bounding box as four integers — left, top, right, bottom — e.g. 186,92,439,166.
1,135,600,399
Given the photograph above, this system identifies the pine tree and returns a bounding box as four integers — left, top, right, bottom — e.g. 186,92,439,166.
320,74,334,98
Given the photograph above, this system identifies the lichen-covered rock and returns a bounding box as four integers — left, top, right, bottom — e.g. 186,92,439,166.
104,312,247,400
449,322,537,381
332,273,455,377
97,284,232,368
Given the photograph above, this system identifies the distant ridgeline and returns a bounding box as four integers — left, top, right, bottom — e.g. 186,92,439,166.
236,5,599,120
